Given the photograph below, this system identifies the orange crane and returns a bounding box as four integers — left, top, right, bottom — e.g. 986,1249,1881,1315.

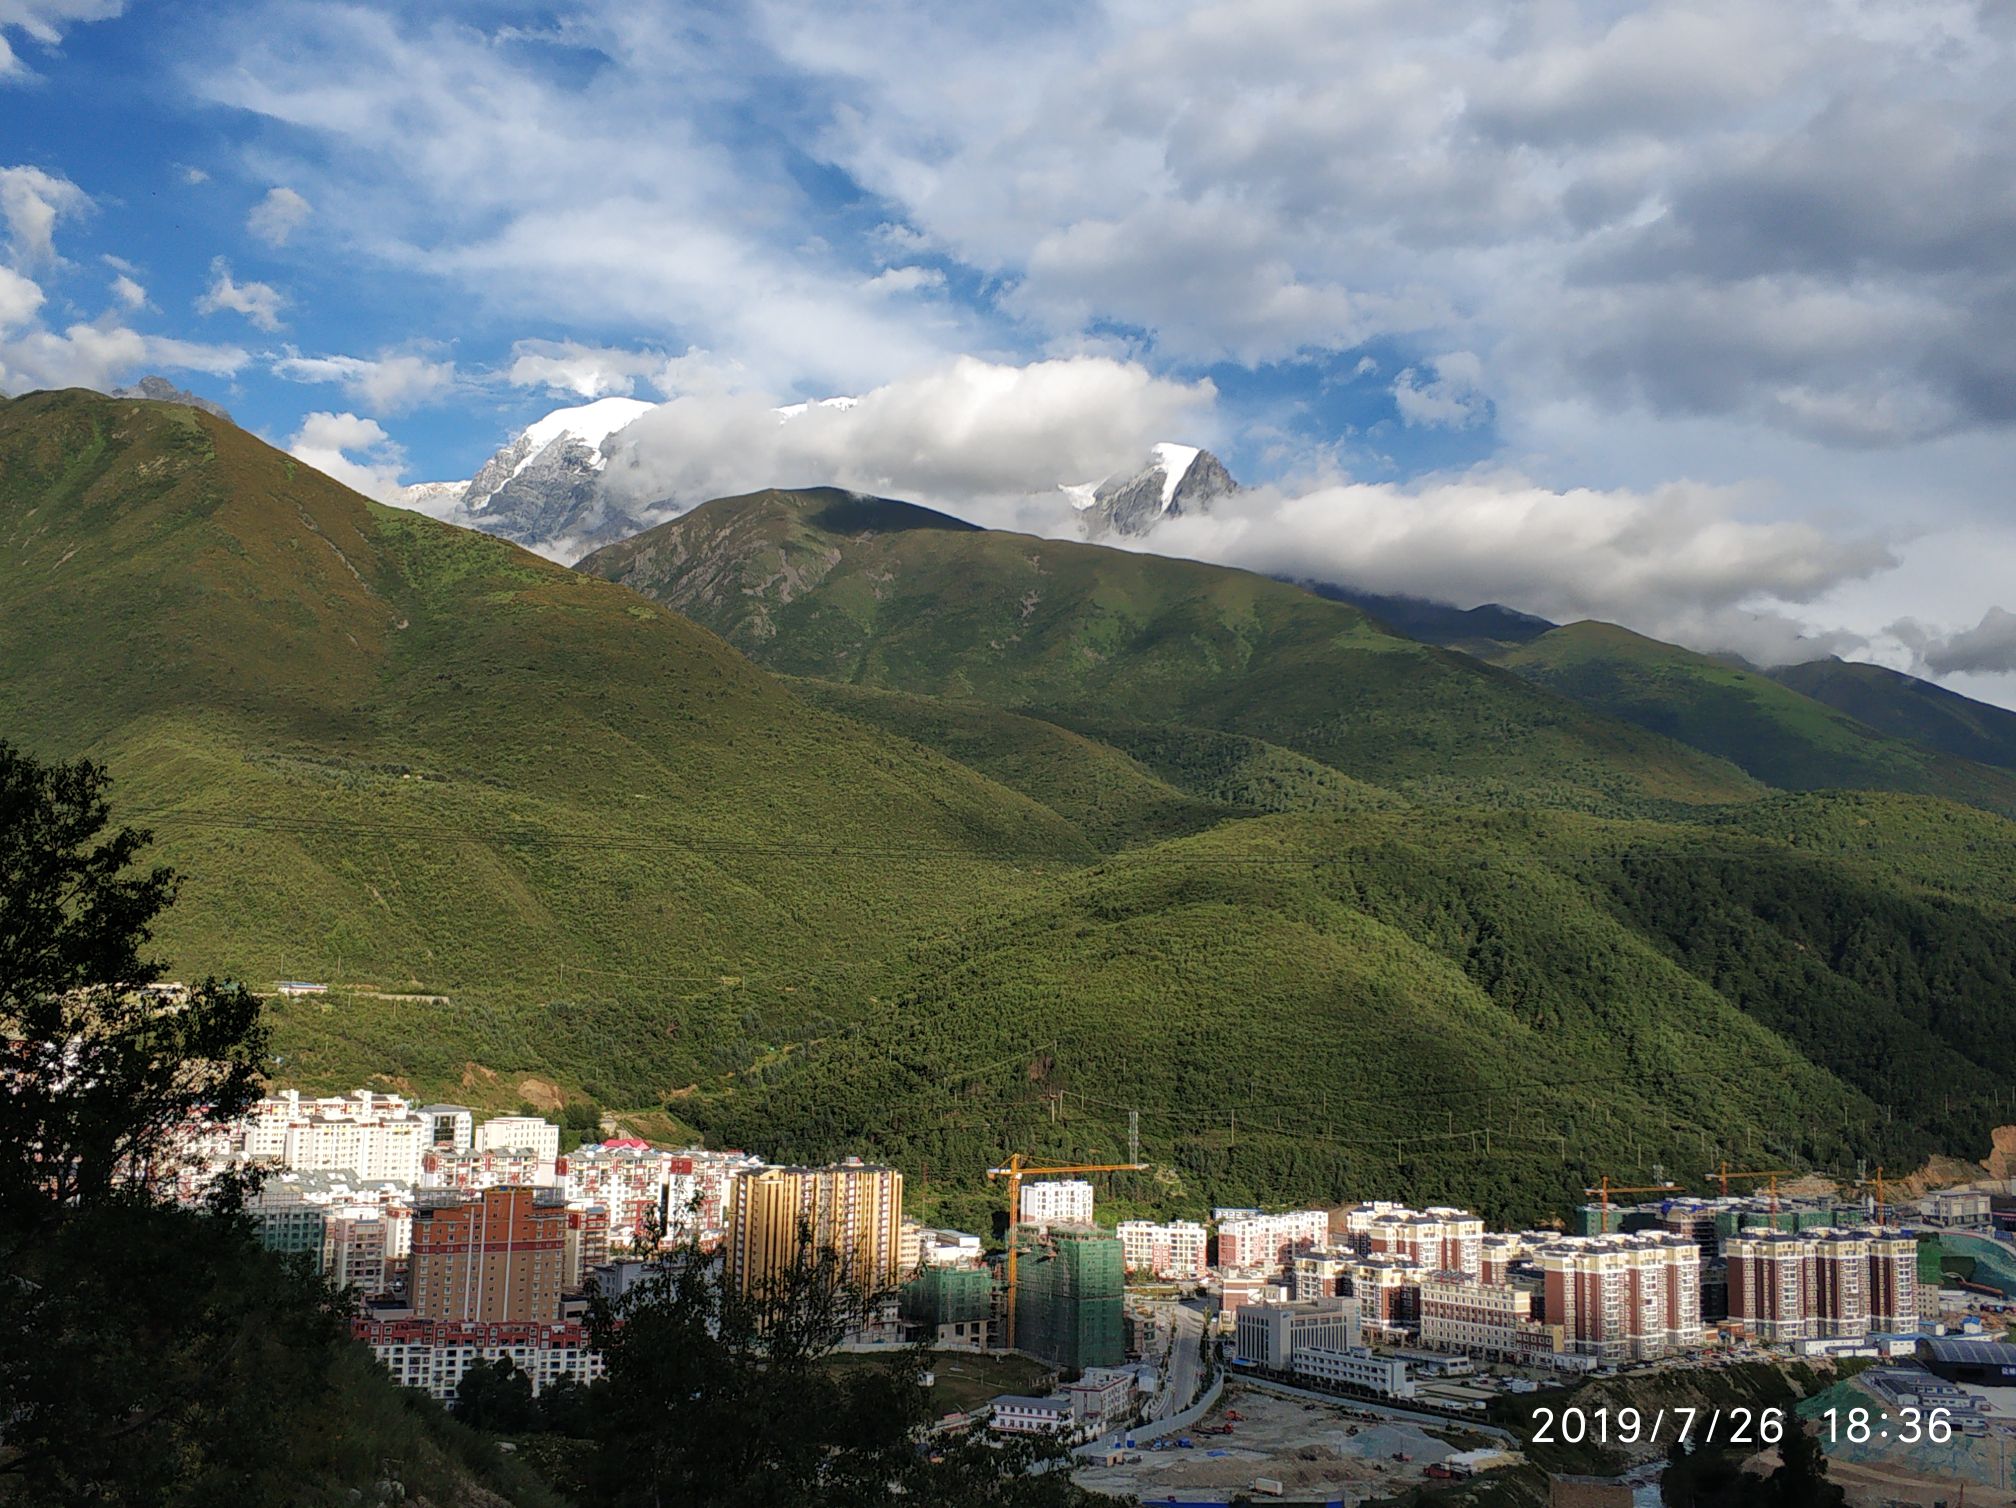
987,1152,1147,1351
1846,1166,1890,1228
1714,1161,1795,1215
1583,1174,1680,1229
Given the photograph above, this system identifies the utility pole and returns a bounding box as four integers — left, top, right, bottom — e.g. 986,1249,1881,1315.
1128,1110,1140,1168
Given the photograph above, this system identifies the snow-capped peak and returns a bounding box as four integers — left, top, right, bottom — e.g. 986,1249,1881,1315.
514,396,658,478
773,395,861,422
1149,442,1201,510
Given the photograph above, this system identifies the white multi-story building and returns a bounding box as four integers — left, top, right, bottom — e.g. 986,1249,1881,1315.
473,1115,561,1178
324,1206,391,1297
418,1104,474,1153
1217,1210,1331,1273
1291,1346,1416,1398
357,1318,603,1400
1117,1219,1209,1281
1019,1179,1094,1228
1294,1251,1354,1301
243,1090,429,1185
1233,1297,1359,1370
423,1146,547,1193
559,1142,698,1246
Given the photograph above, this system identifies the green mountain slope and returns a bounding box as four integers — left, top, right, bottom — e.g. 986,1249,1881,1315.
1770,657,2016,773
1491,622,2016,815
684,803,2016,1230
578,489,1762,815
0,391,1088,1107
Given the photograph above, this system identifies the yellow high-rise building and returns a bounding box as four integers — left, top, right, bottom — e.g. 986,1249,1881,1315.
724,1160,905,1301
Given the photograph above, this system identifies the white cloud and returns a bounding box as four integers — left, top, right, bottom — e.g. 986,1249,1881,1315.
1135,472,1894,668
601,354,1216,514
0,164,87,266
503,339,668,399
0,265,42,328
1,0,123,80
287,410,406,500
179,164,209,185
108,271,144,307
864,264,944,295
271,349,456,412
1894,608,2016,679
246,185,310,247
195,257,285,331
1393,352,1489,429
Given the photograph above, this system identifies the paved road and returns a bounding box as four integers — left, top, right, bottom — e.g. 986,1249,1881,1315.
1154,1302,1205,1420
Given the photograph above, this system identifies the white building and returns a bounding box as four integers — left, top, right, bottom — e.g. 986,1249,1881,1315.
1117,1219,1209,1281
358,1318,603,1400
1233,1297,1359,1370
1216,1210,1331,1273
418,1104,474,1153
1420,1272,1534,1360
474,1115,561,1179
1020,1179,1094,1228
243,1090,429,1185
990,1395,1074,1434
1291,1346,1416,1398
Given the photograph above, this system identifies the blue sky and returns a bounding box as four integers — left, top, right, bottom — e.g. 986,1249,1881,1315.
4,0,2015,700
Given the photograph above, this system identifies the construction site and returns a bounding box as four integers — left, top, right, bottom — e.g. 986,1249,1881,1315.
1071,1383,1516,1503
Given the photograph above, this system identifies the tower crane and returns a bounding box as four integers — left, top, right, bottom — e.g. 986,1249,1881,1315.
986,1152,1146,1351
1714,1160,1795,1215
1583,1174,1681,1229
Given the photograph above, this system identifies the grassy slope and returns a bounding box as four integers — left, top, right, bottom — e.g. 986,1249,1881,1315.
681,803,2016,1232
1770,657,2016,773
785,678,1401,850
0,391,1087,1108
579,489,1763,816
1492,622,2016,815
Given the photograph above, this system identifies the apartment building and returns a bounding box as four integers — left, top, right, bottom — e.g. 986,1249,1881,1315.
1535,1232,1703,1363
558,1142,698,1246
356,1318,602,1401
1116,1218,1209,1281
472,1115,561,1178
243,1090,429,1185
422,1146,547,1194
1420,1271,1533,1360
1364,1207,1486,1279
1019,1179,1094,1228
408,1186,567,1325
1294,1250,1354,1300
1726,1228,1918,1341
723,1160,905,1302
1217,1210,1330,1273
323,1206,391,1296
1350,1254,1429,1333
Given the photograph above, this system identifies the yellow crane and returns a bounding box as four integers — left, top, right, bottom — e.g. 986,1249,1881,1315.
1845,1165,1890,1228
986,1152,1147,1351
1714,1160,1795,1215
1583,1174,1681,1228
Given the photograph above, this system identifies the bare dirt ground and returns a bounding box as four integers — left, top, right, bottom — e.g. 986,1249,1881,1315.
1073,1383,1471,1503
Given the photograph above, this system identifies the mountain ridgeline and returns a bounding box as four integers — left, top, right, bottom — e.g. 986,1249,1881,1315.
7,397,2016,1230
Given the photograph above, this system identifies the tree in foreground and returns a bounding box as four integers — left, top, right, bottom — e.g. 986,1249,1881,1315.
0,742,349,1504
585,1232,1091,1508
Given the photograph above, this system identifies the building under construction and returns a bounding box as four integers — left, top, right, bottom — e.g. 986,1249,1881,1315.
1013,1225,1124,1369
901,1265,994,1347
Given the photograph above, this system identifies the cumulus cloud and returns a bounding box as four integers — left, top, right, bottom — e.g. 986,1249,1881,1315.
108,271,145,308
271,349,456,412
0,265,43,328
600,354,1216,515
0,165,87,266
246,185,310,246
504,339,669,399
1894,608,2016,678
864,264,945,295
195,258,284,330
286,410,406,500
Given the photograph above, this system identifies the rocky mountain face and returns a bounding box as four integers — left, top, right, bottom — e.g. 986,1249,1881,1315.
398,396,656,561
109,375,232,421
1070,442,1238,538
